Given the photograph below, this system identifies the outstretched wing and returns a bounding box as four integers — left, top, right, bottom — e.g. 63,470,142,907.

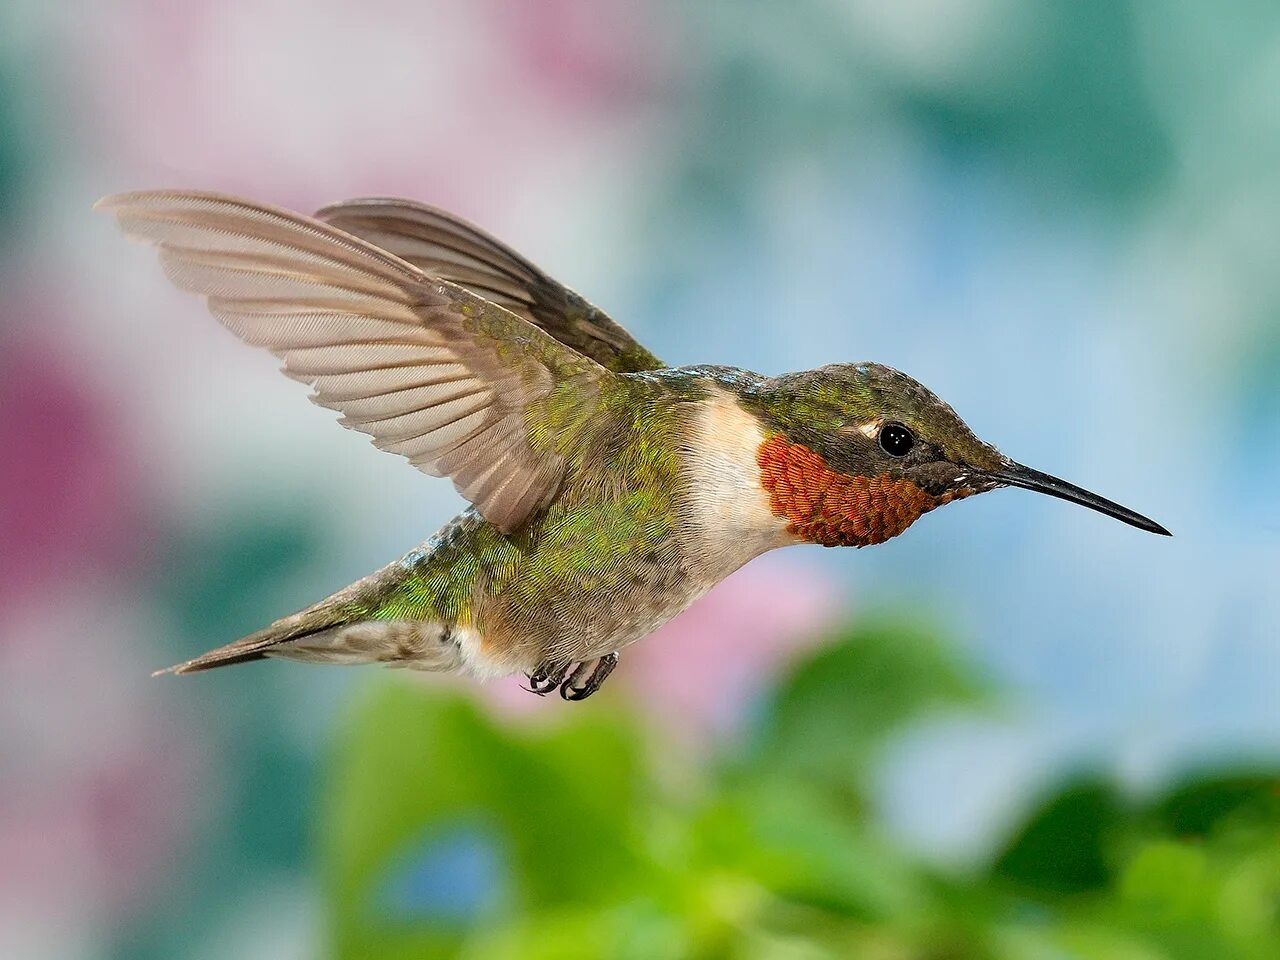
99,190,613,532
315,198,664,374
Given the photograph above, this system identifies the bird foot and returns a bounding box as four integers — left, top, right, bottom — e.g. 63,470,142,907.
526,659,570,695
559,652,619,701
525,652,619,701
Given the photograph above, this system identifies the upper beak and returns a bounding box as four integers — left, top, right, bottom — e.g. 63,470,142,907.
990,463,1171,536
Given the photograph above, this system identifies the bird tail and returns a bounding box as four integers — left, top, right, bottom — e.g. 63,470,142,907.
151,519,488,675
155,610,471,676
152,537,476,677
152,606,354,676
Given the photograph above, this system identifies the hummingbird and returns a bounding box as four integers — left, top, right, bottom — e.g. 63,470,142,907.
100,191,1169,701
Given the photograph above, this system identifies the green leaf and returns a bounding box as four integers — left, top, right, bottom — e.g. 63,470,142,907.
319,681,658,959
1030,923,1170,960
1147,771,1280,840
692,780,928,922
748,615,988,791
991,779,1125,897
1118,840,1213,923
460,902,690,960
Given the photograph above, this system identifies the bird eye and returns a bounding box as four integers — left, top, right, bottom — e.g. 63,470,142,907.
879,422,915,457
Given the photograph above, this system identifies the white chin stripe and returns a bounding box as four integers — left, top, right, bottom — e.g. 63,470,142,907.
683,388,792,568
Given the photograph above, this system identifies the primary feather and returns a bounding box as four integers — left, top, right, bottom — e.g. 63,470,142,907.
99,190,612,532
315,197,665,373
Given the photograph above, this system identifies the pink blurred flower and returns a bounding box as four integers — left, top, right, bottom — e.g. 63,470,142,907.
0,594,207,937
0,329,146,616
498,0,680,108
75,0,678,215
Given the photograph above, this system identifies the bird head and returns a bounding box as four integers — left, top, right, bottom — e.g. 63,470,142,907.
748,362,1169,547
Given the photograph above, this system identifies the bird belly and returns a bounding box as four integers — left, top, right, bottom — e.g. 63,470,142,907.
475,530,711,672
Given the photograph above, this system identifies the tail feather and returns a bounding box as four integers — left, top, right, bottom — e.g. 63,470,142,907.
151,521,481,678
153,611,348,676
152,645,268,675
153,610,471,676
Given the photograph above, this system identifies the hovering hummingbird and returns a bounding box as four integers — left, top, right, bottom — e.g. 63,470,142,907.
100,191,1169,700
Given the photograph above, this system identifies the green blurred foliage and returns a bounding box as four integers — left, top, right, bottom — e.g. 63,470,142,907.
320,619,1280,960
992,779,1125,895
674,0,1172,231
0,62,30,231
748,616,988,792
901,0,1171,204
113,501,331,960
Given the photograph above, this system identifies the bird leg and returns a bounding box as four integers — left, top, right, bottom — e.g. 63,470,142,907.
526,659,571,695
559,652,619,701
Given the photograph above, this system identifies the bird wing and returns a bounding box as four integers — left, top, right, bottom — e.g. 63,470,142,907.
100,190,615,533
315,198,665,374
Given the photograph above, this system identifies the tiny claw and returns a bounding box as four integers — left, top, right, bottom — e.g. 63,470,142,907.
559,652,619,702
526,659,570,696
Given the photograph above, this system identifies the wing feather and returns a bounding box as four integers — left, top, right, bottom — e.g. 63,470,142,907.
100,190,613,531
316,198,665,372
212,306,415,348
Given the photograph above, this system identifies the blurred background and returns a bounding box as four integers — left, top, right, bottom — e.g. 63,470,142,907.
2,1,1279,958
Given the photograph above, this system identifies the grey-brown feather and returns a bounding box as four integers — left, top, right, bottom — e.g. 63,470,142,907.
99,190,614,533
315,198,664,373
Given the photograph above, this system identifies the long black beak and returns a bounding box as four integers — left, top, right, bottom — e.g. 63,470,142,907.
991,463,1171,536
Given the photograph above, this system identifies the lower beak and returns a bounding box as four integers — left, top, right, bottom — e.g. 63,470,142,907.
991,463,1171,536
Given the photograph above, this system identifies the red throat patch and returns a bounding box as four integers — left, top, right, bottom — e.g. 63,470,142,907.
756,434,967,547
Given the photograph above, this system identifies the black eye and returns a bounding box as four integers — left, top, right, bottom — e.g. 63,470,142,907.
879,423,915,457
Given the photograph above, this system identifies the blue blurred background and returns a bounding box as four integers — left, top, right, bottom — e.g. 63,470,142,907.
3,2,1279,958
